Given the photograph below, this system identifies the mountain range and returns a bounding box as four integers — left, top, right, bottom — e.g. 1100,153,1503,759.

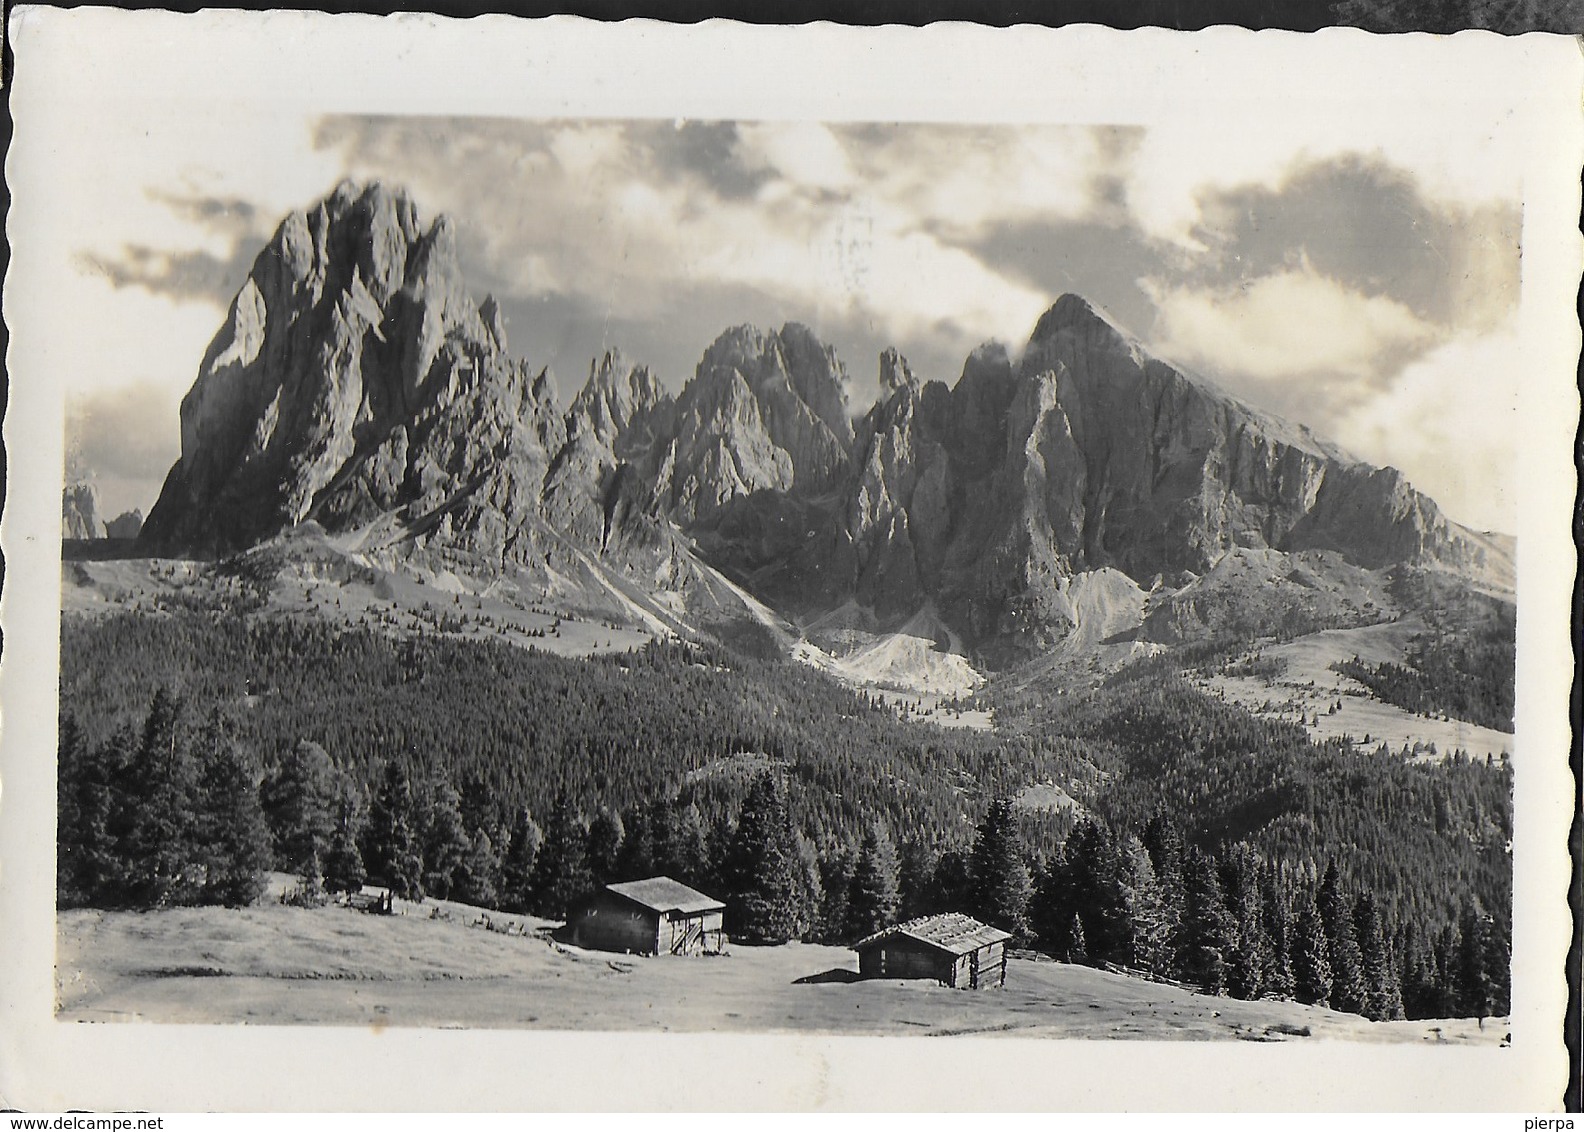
135,181,1514,670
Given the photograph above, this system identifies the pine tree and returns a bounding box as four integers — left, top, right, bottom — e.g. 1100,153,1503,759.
453,828,501,908
1219,845,1270,1001
1260,863,1295,999
847,822,902,940
722,773,806,944
322,791,366,896
896,837,937,919
1318,862,1366,1015
1052,820,1130,965
666,802,712,889
1141,811,1186,954
114,689,200,907
1291,896,1333,1007
792,831,824,941
528,795,592,918
191,713,271,907
258,740,338,877
418,777,471,900
613,805,654,881
498,807,542,914
1484,914,1512,1017
585,808,625,887
1176,847,1233,995
363,760,424,900
1063,912,1087,963
968,798,1033,940
1354,891,1405,1020
816,843,857,943
1455,899,1496,1020
57,717,126,907
1120,835,1175,977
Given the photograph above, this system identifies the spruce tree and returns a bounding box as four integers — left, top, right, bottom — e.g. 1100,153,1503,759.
816,843,857,943
1054,820,1130,965
498,807,542,914
1141,812,1186,957
585,808,625,887
363,760,424,900
57,717,126,907
896,837,937,919
666,802,713,889
114,689,199,907
722,773,805,944
1354,891,1405,1020
1219,846,1270,1001
1260,863,1295,999
191,713,271,907
1291,897,1333,1006
322,792,367,896
258,740,338,876
1455,899,1496,1020
1120,835,1175,977
847,822,902,940
930,848,975,916
968,798,1032,940
1176,847,1233,995
453,828,502,908
528,795,593,918
418,777,471,900
613,805,654,881
1318,862,1367,1015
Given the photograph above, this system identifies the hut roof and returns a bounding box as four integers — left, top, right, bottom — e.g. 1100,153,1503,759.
604,876,724,915
854,913,1013,956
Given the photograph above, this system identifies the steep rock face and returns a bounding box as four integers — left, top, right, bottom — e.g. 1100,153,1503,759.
657,323,854,524
845,350,949,618
141,181,564,561
1003,296,1496,586
105,510,144,540
833,295,1508,659
134,180,1510,665
542,351,674,551
63,482,101,540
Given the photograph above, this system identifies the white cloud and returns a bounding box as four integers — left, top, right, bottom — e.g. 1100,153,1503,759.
839,126,1123,239
1125,113,1523,250
1146,270,1432,388
735,122,856,192
25,98,343,404
1333,323,1521,535
330,119,1056,373
548,123,629,179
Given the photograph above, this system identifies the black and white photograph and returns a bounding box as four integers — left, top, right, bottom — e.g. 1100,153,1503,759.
1,10,1577,1111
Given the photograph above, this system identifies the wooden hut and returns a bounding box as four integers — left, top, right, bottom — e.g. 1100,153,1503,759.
852,913,1011,988
566,876,726,956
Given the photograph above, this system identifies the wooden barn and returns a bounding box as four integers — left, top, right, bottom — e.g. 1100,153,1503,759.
566,876,726,956
852,913,1012,989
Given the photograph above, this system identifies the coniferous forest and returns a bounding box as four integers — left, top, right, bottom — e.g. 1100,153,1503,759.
58,610,1512,1022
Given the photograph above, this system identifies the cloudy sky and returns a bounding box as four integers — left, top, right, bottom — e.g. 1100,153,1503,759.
58,111,1520,532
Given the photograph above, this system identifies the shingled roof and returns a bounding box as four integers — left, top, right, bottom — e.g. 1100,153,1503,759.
604,876,724,915
854,913,1013,956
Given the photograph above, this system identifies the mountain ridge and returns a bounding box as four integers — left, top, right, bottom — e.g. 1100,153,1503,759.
136,181,1513,667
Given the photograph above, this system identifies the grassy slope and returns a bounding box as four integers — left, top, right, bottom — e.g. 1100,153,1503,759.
1198,618,1514,761
56,886,1500,1043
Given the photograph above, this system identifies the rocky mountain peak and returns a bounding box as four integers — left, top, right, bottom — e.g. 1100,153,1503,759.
63,481,101,541
878,347,918,395
569,351,667,441
141,181,550,558
136,182,1512,667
